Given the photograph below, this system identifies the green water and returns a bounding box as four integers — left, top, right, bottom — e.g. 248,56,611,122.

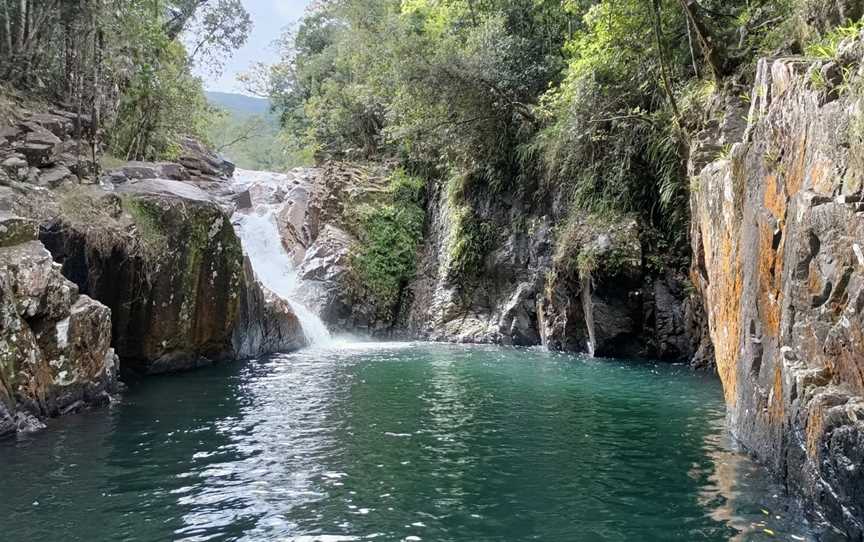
0,343,817,541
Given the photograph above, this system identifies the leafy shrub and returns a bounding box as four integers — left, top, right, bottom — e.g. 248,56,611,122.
351,170,425,314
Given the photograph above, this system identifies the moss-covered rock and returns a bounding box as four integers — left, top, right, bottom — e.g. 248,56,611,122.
42,179,245,374
0,211,37,248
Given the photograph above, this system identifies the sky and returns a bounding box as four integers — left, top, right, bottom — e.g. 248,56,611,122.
199,0,312,94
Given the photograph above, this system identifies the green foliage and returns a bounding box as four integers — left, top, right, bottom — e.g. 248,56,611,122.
267,0,836,282
109,39,214,161
805,20,864,59
351,169,426,315
206,102,312,171
0,0,250,163
447,204,495,281
553,211,640,277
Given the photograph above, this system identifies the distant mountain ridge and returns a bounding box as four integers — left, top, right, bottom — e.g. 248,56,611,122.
205,91,272,118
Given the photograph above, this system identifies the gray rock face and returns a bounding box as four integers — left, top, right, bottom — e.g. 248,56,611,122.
406,175,704,360
233,258,306,358
296,224,358,328
407,181,553,345
0,240,117,437
110,161,191,182
38,165,74,188
178,137,235,179
690,49,864,536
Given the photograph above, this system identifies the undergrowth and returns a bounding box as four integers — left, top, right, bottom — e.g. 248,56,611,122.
351,169,425,317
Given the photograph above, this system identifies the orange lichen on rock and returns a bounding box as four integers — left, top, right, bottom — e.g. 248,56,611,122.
808,159,832,195
805,400,826,460
763,174,786,221
769,364,785,423
757,219,783,338
784,134,808,198
702,205,744,406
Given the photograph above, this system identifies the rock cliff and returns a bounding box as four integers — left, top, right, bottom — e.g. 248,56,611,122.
690,38,864,535
405,171,706,361
40,180,246,374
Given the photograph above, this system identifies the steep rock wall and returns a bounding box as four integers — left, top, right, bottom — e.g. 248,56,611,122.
691,45,864,535
39,180,270,374
406,175,708,361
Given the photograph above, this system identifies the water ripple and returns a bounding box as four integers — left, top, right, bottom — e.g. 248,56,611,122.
0,343,825,541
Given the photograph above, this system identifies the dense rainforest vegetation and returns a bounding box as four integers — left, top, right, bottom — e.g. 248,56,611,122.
0,0,251,161
1,0,858,300
247,0,855,290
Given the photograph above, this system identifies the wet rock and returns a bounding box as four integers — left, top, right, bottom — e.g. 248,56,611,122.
233,257,306,358
295,224,357,328
408,181,551,344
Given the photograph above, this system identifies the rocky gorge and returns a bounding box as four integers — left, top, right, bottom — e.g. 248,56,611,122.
1,25,864,542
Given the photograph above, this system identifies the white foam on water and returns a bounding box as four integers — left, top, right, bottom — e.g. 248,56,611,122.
231,170,333,347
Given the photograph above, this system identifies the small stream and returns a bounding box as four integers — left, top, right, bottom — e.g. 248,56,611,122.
0,344,821,541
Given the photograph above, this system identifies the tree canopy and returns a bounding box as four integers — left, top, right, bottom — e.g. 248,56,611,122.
0,0,250,161
255,0,807,267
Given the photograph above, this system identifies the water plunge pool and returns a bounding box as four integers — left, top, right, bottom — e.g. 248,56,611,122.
0,343,818,541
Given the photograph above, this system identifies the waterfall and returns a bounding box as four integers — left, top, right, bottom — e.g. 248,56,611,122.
231,182,332,347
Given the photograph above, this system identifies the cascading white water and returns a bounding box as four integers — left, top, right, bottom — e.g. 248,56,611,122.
231,175,332,347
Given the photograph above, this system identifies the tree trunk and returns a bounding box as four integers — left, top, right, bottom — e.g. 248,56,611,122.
649,0,680,120
3,1,13,54
676,0,725,80
17,0,25,52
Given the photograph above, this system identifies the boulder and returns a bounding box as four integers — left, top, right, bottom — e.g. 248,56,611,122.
232,257,306,358
48,109,94,136
41,179,245,374
178,137,235,179
1,155,27,174
38,165,74,188
18,142,57,167
0,241,117,437
111,161,191,181
26,113,72,138
295,225,358,328
0,125,21,142
0,212,37,248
